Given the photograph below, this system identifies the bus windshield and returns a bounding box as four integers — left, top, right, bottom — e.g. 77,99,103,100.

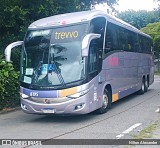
21,23,88,88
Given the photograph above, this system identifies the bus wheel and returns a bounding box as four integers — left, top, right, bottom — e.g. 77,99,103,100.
96,89,111,114
144,78,148,92
138,77,148,94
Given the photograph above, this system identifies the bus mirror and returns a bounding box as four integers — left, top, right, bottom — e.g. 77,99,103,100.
5,41,23,62
82,33,101,57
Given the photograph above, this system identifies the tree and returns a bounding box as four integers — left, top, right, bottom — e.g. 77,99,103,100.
141,22,160,57
116,10,160,29
0,0,118,51
0,55,20,110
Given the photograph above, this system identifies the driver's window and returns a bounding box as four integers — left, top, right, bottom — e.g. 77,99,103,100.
89,17,106,49
88,40,98,74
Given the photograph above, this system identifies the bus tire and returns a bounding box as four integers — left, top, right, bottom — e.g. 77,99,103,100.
96,89,111,114
138,77,148,94
144,78,148,92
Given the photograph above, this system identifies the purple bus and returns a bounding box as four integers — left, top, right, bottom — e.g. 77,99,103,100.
5,10,154,115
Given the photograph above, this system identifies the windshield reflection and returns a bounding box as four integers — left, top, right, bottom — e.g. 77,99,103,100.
21,23,87,88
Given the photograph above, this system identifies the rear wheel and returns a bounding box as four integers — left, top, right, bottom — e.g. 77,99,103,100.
144,78,148,92
96,89,111,114
138,77,148,94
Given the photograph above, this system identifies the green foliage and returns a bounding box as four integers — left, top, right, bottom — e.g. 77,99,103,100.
117,10,160,29
0,0,117,51
0,55,20,110
141,22,160,57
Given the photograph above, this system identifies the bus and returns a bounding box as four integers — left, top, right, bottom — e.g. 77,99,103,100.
5,10,154,115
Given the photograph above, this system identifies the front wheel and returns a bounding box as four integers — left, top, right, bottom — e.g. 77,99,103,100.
96,89,111,114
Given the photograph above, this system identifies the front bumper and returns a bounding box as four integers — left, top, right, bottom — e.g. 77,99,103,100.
21,95,90,115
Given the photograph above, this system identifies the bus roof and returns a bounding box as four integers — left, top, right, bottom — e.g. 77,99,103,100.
29,10,151,39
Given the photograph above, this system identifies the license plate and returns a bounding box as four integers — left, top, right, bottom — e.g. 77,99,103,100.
42,108,55,113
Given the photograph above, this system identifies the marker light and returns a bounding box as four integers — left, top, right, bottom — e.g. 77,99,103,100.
67,89,89,99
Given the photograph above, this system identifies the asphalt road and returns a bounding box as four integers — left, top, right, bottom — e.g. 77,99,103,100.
0,76,160,146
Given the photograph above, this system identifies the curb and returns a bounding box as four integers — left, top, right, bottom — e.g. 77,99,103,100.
0,106,21,115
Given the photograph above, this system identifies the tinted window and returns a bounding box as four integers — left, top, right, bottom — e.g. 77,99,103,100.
105,22,141,54
105,23,119,53
88,17,105,75
117,27,128,51
139,35,152,53
88,40,98,74
89,17,106,49
127,30,139,52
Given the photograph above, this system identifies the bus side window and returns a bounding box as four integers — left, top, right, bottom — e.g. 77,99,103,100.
117,27,128,51
138,35,142,52
104,22,119,54
105,26,112,53
89,17,106,50
88,40,98,74
146,38,152,53
89,17,105,72
139,35,151,53
127,31,139,52
88,39,103,78
104,23,113,54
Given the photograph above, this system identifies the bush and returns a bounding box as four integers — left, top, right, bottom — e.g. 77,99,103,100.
0,55,20,110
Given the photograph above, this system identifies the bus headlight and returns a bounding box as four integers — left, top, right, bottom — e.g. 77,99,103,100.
20,93,29,99
67,89,89,99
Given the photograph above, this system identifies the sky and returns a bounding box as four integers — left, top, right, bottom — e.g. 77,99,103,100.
95,0,158,12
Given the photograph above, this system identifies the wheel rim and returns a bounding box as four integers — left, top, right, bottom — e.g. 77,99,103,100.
102,93,108,109
145,80,148,88
142,82,145,91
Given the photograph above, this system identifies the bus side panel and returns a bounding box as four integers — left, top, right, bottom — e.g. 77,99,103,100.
150,62,154,85
149,54,154,85
123,52,139,88
102,51,154,102
138,53,154,87
83,70,107,113
103,52,126,100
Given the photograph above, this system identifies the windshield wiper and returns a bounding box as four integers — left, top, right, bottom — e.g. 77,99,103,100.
51,60,66,88
30,47,47,87
30,61,42,86
49,44,66,88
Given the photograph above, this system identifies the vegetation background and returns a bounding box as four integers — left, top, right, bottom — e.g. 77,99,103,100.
0,0,159,110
